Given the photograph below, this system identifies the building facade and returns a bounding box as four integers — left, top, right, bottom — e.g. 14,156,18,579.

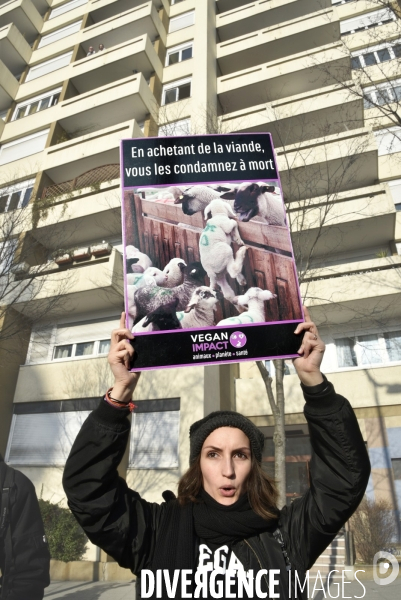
1,0,401,562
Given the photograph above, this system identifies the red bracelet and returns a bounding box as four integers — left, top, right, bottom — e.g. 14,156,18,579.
104,388,137,413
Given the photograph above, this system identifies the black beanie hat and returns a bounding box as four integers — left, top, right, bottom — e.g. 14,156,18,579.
189,410,265,464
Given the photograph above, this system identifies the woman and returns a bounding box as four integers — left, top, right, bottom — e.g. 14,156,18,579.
63,309,370,599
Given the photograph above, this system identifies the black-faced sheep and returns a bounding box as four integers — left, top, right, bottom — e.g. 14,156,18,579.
133,262,206,324
199,199,247,299
133,299,182,332
221,182,286,226
163,258,187,288
176,286,219,329
216,287,277,326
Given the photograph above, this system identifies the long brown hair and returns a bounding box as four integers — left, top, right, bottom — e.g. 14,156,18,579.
177,453,279,521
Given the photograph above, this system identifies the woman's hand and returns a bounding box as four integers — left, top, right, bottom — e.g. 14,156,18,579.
108,312,140,403
292,306,325,387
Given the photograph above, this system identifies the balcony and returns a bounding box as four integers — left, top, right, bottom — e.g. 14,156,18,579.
217,0,332,42
9,248,123,318
81,1,165,53
4,74,156,140
0,59,18,111
0,23,31,76
17,33,161,101
217,9,340,76
236,362,401,417
221,81,364,146
88,0,167,26
0,0,43,45
301,256,401,325
217,42,351,114
43,119,142,183
289,183,396,259
276,128,378,200
32,178,121,249
13,355,111,402
34,1,165,64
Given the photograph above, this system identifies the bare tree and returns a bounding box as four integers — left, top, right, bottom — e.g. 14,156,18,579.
315,0,401,153
0,180,76,355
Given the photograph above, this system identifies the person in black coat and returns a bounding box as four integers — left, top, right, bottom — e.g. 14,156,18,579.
63,308,371,599
0,456,50,599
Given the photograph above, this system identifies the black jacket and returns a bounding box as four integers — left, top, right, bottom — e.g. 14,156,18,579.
0,458,50,600
63,378,371,599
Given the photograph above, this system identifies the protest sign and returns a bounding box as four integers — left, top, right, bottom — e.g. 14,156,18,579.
121,133,304,371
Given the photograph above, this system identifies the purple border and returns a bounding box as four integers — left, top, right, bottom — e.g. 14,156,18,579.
120,133,305,355
131,319,302,337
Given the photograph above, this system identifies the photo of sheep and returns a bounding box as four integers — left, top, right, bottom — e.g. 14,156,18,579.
123,179,303,336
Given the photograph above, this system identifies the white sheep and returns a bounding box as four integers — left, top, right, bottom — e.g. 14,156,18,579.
163,258,187,288
174,184,234,216
216,287,277,326
176,286,218,329
126,267,166,288
199,199,247,299
221,182,286,225
126,245,153,273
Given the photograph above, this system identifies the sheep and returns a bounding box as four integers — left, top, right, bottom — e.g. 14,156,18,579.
125,245,152,272
220,182,286,226
133,261,207,324
216,287,277,326
176,286,219,329
199,199,247,299
126,267,166,288
126,267,166,328
174,184,234,216
162,258,187,288
132,299,182,332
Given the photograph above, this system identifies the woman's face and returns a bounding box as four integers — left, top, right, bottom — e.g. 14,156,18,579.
200,426,252,505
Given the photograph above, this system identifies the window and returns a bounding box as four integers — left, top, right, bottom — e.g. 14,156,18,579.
384,331,401,362
25,52,72,82
129,401,180,469
335,332,401,368
363,79,401,110
374,126,401,156
392,458,401,480
12,89,61,121
336,337,357,368
0,239,18,274
340,8,395,36
162,78,191,105
171,0,186,4
0,179,34,213
5,399,98,466
166,42,193,66
0,129,50,166
26,316,118,364
38,21,82,48
53,339,110,359
158,118,191,137
49,0,87,20
352,42,401,70
169,11,195,33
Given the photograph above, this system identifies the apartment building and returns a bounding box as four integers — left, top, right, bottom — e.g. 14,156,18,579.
1,0,401,563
